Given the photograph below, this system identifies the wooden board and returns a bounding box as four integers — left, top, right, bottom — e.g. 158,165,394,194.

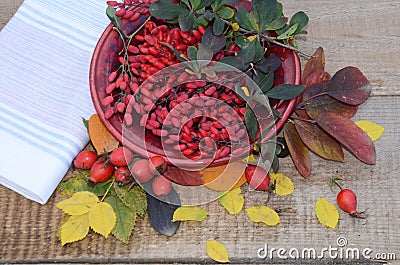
1,1,399,264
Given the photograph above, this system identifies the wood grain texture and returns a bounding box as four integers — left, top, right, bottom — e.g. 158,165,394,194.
1,0,399,264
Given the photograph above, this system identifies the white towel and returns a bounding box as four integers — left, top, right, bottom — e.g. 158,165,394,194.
0,0,110,204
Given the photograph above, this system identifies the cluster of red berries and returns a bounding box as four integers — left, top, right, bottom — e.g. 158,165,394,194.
73,148,172,196
101,7,251,161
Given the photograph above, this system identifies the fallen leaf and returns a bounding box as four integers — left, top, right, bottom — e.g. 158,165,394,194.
315,198,339,229
246,206,280,226
316,112,376,165
294,119,344,162
88,114,119,154
218,188,244,215
60,214,90,246
114,184,147,217
269,173,295,196
203,161,247,191
284,123,312,178
206,240,230,263
327,66,371,105
302,47,325,83
303,71,331,88
58,173,112,197
56,191,99,216
88,201,116,238
355,120,385,141
105,196,136,244
172,206,208,222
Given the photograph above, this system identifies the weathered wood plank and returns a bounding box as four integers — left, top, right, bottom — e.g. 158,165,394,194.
1,96,398,263
1,0,399,264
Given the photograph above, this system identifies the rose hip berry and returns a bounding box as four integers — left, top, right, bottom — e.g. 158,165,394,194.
109,147,133,167
148,156,167,175
73,150,97,169
245,165,271,191
114,166,134,186
131,159,154,183
151,175,172,196
336,188,366,217
89,160,115,186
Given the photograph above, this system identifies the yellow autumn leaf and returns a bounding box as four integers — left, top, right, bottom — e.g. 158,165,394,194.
244,154,257,164
206,240,230,263
315,198,339,229
218,188,244,215
60,214,90,246
355,120,385,141
269,173,295,196
56,191,99,216
88,114,119,154
246,206,280,226
172,206,208,222
247,35,257,42
88,201,116,238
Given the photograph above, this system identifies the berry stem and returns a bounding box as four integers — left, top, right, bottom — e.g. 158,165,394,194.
101,179,115,202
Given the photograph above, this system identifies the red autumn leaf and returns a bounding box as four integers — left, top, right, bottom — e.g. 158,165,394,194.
302,47,325,84
316,112,376,165
294,119,344,162
163,167,203,186
303,71,331,88
304,82,358,120
284,123,312,178
327,66,371,105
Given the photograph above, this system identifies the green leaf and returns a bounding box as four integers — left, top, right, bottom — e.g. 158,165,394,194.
290,11,309,34
197,43,214,61
194,15,209,28
216,6,235,19
172,206,208,222
194,0,215,10
256,71,274,93
237,39,264,65
264,84,306,100
202,26,227,53
265,16,288,30
204,10,215,21
58,173,112,197
105,195,136,244
187,46,198,61
213,16,225,35
245,104,258,140
252,0,279,30
82,117,89,130
276,23,298,40
179,10,195,32
235,6,257,31
106,6,121,29
217,56,245,70
114,184,148,217
149,0,186,21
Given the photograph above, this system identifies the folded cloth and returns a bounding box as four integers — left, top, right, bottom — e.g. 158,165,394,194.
0,0,110,204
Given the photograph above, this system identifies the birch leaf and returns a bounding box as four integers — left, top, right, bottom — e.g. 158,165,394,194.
56,191,99,216
315,198,339,229
246,206,280,226
88,202,116,238
206,240,230,263
269,173,295,196
355,120,385,141
172,206,208,222
60,214,90,246
218,188,244,215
